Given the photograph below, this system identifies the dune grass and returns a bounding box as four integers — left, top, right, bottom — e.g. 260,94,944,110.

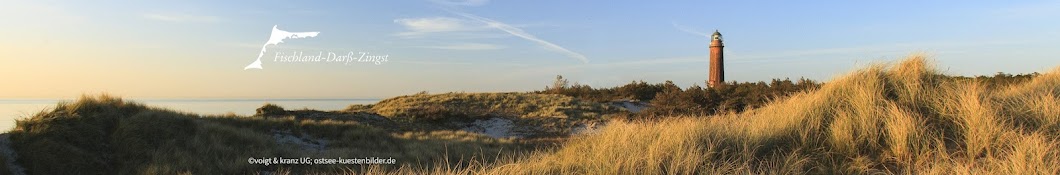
6,95,534,174
361,54,1060,174
371,92,623,121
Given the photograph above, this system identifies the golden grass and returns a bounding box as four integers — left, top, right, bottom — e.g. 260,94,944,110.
365,54,1060,174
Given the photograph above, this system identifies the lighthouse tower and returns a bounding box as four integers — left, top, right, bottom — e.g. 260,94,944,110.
708,30,725,88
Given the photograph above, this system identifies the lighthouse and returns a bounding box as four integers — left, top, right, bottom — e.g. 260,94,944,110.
708,30,725,88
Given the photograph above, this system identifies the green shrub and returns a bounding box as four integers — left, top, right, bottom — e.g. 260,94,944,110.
256,103,287,116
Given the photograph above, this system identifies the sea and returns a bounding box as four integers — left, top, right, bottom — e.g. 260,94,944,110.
0,98,379,132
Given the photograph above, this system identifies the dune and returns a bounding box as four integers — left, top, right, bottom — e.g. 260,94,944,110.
370,54,1060,174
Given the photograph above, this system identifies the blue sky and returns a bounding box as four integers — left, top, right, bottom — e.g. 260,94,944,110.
2,0,1059,98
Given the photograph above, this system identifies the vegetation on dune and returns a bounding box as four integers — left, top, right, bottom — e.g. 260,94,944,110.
6,95,532,174
539,73,823,116
366,54,1060,174
539,67,1037,118
370,92,623,121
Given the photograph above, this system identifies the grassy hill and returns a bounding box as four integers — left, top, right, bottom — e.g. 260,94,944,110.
2,95,533,174
2,54,1057,174
371,92,624,121
371,54,1060,174
366,92,626,137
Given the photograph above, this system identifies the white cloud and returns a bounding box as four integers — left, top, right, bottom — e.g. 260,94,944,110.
392,60,474,65
393,17,481,36
393,12,589,63
449,11,589,63
672,22,710,37
420,43,505,50
142,13,220,23
430,0,491,6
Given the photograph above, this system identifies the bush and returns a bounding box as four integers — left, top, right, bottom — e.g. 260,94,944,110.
640,81,704,117
255,103,287,117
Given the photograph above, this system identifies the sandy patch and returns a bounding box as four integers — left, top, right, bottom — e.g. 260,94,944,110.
571,121,607,135
615,101,649,113
461,118,522,138
271,130,327,152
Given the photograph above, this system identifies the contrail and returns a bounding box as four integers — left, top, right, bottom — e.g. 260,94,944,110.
672,22,709,37
244,25,320,70
449,11,589,63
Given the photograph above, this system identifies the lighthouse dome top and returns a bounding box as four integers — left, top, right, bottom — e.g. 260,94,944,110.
712,30,721,36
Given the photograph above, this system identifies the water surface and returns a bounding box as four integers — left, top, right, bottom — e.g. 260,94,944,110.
0,98,378,132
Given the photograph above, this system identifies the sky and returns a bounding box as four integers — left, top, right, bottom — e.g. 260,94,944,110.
2,0,1060,99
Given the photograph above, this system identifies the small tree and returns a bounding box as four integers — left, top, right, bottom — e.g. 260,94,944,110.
549,75,570,93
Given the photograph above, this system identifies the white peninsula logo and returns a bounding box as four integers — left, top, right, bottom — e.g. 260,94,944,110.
244,25,320,70
244,25,388,70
